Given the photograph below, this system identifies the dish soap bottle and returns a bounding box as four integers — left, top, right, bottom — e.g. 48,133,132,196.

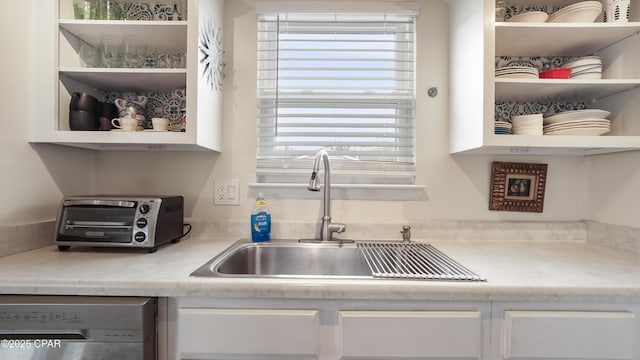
251,193,271,242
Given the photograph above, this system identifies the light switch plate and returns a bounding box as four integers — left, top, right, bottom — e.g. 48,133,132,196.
214,179,240,205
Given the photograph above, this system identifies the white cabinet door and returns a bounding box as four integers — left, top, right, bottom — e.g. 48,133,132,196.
178,308,319,359
338,310,482,359
503,310,636,359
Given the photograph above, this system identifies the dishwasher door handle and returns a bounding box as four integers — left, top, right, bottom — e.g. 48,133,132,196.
0,330,88,340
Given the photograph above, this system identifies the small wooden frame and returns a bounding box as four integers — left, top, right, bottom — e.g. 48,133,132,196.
489,161,548,213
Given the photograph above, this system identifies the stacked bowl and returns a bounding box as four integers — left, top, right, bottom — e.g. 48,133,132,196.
562,56,603,79
511,114,543,135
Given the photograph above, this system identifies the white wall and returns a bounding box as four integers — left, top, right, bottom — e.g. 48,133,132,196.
587,151,640,227
0,0,94,227
2,0,637,231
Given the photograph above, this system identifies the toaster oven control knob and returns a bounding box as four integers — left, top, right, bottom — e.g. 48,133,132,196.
136,217,148,228
134,232,146,242
139,203,151,214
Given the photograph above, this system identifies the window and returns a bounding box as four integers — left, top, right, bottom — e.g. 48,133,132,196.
256,7,416,184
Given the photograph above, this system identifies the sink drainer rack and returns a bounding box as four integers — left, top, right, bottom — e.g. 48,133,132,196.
357,242,485,281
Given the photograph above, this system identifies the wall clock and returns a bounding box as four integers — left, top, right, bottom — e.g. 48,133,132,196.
199,19,225,91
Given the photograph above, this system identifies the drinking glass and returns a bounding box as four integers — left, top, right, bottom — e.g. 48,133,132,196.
101,38,124,68
144,48,157,68
73,0,97,19
124,38,146,68
156,48,171,68
176,0,188,20
79,41,101,67
495,0,507,22
97,0,123,20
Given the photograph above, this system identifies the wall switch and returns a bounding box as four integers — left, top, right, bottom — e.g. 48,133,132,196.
214,179,240,205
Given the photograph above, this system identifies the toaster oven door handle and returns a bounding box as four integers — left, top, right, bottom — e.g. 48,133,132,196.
63,200,137,208
65,222,133,230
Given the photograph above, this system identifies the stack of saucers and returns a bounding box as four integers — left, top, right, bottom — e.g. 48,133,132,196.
495,66,539,79
562,56,603,79
511,114,543,135
495,121,513,135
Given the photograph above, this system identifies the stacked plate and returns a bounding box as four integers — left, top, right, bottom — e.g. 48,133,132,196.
543,109,611,135
562,56,603,79
512,114,543,135
495,66,539,79
547,1,602,23
495,121,513,135
507,11,549,22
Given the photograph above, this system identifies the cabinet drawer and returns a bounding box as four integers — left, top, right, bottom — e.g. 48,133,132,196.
178,308,319,359
339,310,482,359
504,310,636,359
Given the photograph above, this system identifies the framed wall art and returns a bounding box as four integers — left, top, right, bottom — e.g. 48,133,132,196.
489,161,548,213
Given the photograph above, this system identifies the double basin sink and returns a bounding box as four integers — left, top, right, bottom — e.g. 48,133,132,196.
191,239,484,281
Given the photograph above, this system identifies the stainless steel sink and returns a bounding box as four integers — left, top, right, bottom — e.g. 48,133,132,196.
191,239,485,281
191,239,372,279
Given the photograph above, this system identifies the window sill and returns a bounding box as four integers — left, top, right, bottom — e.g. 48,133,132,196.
247,183,427,201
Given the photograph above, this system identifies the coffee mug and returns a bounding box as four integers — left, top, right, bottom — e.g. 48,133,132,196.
152,117,169,131
111,116,138,131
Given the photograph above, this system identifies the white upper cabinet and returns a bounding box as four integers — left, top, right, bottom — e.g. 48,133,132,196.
448,0,640,155
30,0,224,151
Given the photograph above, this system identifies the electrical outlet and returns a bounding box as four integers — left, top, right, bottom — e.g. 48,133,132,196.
214,179,240,205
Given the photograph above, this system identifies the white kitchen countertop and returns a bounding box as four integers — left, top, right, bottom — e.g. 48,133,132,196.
1,235,640,303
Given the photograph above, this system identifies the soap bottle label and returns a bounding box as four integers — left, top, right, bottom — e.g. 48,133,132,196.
251,212,271,242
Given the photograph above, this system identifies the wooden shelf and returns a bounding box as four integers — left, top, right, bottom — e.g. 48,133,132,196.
495,78,640,102
477,134,640,155
495,22,640,56
39,130,210,151
60,67,187,92
59,20,188,51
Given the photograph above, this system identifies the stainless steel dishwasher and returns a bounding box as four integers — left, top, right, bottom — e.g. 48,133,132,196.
0,295,156,360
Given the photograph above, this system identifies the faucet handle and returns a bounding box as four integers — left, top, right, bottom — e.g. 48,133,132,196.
400,225,411,242
329,223,346,234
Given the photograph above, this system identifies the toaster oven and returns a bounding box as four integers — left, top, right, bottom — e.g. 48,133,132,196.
54,195,184,252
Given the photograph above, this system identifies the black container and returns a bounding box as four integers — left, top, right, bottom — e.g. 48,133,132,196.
69,110,99,131
69,92,98,113
97,102,118,131
98,102,118,119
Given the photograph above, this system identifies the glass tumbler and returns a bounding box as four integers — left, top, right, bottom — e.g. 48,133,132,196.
101,38,124,68
495,0,507,21
98,0,123,20
73,0,98,19
124,38,146,68
79,41,101,67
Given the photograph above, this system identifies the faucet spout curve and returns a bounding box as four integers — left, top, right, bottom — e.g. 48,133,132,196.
307,150,345,241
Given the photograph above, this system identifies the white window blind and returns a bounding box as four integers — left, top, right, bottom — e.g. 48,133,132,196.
257,11,416,184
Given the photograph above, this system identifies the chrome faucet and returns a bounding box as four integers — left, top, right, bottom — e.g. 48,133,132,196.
400,225,411,242
308,150,346,241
